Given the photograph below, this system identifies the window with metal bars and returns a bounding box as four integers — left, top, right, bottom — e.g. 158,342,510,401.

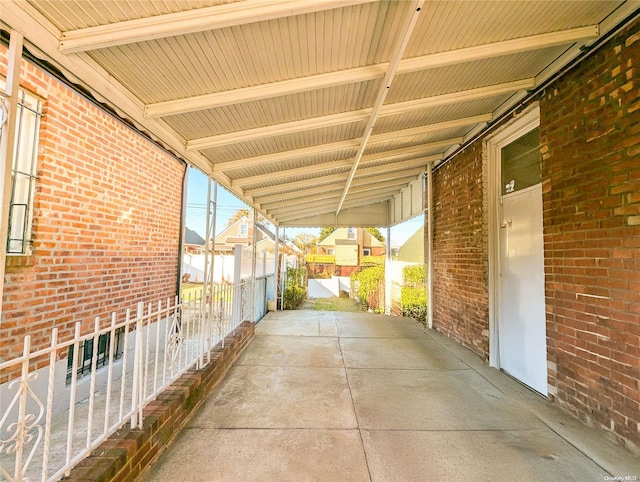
66,328,126,383
1,85,42,255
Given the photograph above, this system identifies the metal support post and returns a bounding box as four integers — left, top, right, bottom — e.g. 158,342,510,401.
384,226,392,316
274,226,279,311
427,163,434,329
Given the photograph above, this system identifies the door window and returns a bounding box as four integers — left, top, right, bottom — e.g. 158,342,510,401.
501,127,541,195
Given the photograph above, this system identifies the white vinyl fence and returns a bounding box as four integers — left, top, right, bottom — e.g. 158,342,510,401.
0,276,272,482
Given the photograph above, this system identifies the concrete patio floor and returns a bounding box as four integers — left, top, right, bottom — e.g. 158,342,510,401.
140,309,639,481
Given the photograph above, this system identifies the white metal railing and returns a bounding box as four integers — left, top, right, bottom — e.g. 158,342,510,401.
0,279,256,482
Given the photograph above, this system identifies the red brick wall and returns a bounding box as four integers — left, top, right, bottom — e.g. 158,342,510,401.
432,140,489,358
431,21,639,452
1,48,185,364
541,22,640,451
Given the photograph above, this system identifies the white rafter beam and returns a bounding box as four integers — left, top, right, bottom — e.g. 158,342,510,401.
187,109,370,151
259,178,410,208
258,175,414,208
239,154,438,194
213,140,360,172
370,113,492,145
239,153,437,190
381,78,535,117
269,185,401,215
257,185,343,205
246,173,349,197
185,77,521,151
146,26,597,118
59,0,375,54
276,195,392,223
230,142,454,187
339,0,434,215
247,163,423,198
214,125,463,182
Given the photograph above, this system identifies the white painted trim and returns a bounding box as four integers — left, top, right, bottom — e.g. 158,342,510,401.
233,153,441,187
486,104,540,369
182,80,528,150
146,26,596,117
214,137,456,172
336,0,425,215
60,0,375,54
427,164,434,329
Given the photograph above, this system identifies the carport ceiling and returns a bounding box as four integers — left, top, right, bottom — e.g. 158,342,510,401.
2,0,637,227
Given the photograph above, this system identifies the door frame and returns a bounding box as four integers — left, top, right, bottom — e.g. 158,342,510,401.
486,104,541,370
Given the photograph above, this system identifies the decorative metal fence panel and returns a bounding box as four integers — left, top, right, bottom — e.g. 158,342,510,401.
0,278,262,482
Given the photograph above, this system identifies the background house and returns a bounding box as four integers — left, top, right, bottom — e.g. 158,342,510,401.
184,227,206,255
213,214,255,254
315,227,385,276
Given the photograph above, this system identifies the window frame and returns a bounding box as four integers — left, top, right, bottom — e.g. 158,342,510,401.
1,82,43,256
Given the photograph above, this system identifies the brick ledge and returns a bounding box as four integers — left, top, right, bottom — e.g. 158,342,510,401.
62,321,255,482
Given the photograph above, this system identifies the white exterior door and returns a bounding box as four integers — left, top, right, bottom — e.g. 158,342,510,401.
498,183,547,395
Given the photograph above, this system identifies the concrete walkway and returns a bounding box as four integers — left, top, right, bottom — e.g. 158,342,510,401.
140,309,639,481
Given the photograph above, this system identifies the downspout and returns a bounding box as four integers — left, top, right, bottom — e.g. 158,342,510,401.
208,180,217,314
250,208,257,321
202,176,211,300
176,163,189,298
274,226,279,312
426,162,434,329
384,226,392,316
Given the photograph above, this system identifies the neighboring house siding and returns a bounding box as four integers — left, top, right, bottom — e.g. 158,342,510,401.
1,48,184,367
431,22,639,452
335,244,358,266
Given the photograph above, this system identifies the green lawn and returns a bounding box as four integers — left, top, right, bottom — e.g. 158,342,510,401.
181,282,205,299
312,297,363,312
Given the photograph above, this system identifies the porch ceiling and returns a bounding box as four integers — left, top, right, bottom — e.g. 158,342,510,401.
2,0,636,227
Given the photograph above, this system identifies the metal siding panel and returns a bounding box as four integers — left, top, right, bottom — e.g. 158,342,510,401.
402,188,411,219
407,1,621,58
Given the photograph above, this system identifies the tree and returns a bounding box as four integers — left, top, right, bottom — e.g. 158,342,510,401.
365,227,385,243
293,232,317,254
225,208,250,227
225,208,265,227
319,226,384,243
318,227,336,242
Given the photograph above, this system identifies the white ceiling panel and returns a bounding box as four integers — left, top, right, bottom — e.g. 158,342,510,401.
5,0,633,226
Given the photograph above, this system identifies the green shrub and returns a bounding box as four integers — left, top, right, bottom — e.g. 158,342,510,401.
282,267,307,310
283,285,306,310
401,264,427,321
351,265,385,310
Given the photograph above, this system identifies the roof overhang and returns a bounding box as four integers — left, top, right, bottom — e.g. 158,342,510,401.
2,0,637,227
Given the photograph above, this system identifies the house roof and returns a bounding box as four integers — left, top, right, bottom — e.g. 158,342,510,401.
214,215,249,244
4,1,637,227
185,227,205,246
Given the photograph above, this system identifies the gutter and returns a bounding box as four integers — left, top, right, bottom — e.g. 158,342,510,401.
176,165,189,297
433,9,640,174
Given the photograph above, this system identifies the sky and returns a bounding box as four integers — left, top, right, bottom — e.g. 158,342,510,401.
185,167,424,247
